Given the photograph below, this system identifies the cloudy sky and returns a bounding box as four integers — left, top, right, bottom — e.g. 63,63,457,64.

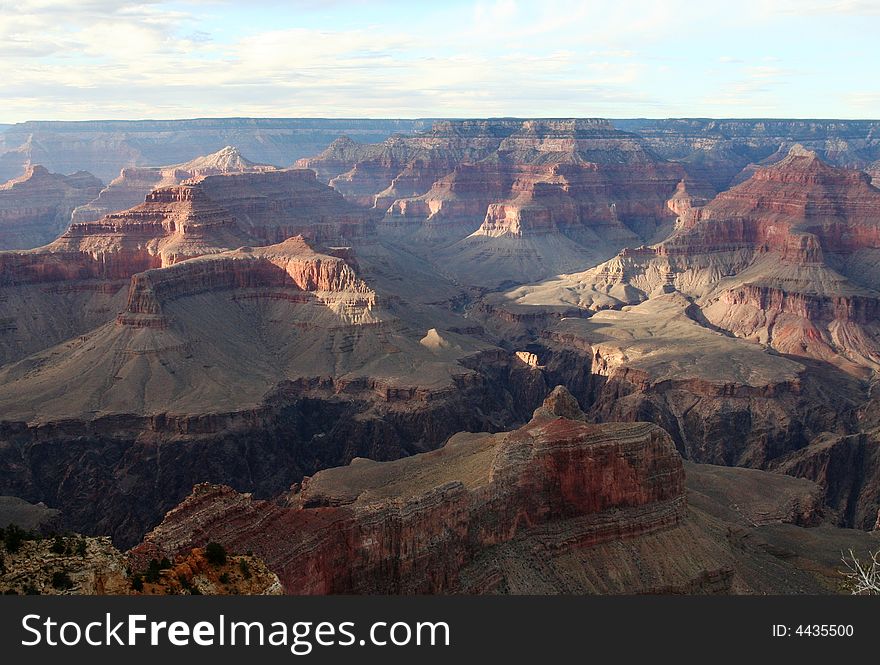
0,0,877,122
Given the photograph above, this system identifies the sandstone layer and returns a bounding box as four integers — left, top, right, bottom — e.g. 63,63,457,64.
499,147,880,371
0,166,103,250
71,146,277,223
301,119,689,287
129,388,880,594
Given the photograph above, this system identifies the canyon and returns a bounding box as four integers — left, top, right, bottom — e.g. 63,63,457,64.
1,117,879,594
129,388,879,594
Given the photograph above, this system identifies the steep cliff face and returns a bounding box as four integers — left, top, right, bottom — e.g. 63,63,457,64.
614,119,880,190
130,387,721,594
128,387,879,594
503,147,880,370
771,430,880,530
543,296,857,466
193,169,378,244
0,165,103,249
72,146,277,223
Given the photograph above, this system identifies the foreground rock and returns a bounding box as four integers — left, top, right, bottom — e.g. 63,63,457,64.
130,387,714,593
0,531,279,595
130,387,879,594
0,166,102,249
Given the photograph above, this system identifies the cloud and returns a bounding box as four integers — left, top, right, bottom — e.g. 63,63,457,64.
0,0,875,120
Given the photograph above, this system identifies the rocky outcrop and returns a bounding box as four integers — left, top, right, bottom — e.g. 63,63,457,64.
771,430,880,530
193,169,378,244
72,146,277,223
130,387,704,593
536,296,858,467
506,147,880,370
0,532,280,595
0,165,103,249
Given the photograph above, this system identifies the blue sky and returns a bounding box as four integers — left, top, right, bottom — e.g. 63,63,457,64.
0,0,877,121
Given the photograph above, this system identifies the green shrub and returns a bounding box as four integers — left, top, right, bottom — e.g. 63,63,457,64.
205,542,226,566
131,574,144,592
218,572,230,584
239,559,251,579
3,524,27,553
145,559,162,583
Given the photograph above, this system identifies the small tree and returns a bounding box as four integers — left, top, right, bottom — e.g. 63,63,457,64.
3,524,26,553
239,559,251,579
205,542,227,566
840,548,880,595
131,574,144,592
145,559,162,583
76,538,87,557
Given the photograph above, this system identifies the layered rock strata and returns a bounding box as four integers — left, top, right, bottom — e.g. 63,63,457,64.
0,166,103,249
72,146,276,223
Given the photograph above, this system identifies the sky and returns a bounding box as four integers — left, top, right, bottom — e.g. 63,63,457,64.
0,0,878,122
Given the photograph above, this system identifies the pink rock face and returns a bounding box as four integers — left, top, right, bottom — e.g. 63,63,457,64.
667,145,880,256
381,121,686,244
71,146,277,224
0,165,103,249
0,168,379,369
119,236,374,328
192,169,378,244
545,146,880,370
131,387,686,594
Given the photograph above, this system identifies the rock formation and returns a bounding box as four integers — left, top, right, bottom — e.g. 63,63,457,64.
72,146,277,223
0,165,102,249
0,169,377,367
130,387,708,593
0,531,280,595
613,119,880,190
500,147,880,371
128,387,879,594
301,119,688,287
0,118,430,183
